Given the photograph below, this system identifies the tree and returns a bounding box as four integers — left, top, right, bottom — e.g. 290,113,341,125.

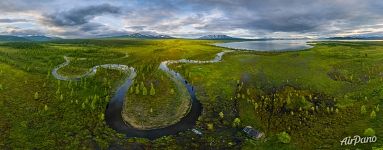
0,84,2,90
207,123,214,130
219,112,224,119
170,88,175,95
100,113,105,121
370,110,376,119
376,104,380,112
232,118,241,128
142,86,148,96
34,92,39,100
254,102,259,111
364,128,375,136
91,95,97,110
44,105,48,111
361,105,367,115
286,95,291,105
278,132,291,144
140,81,144,90
150,83,155,96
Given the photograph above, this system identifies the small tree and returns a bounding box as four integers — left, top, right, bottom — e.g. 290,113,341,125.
376,104,380,112
170,88,175,95
286,95,291,105
91,96,97,110
140,81,144,90
150,83,155,96
142,86,148,96
254,102,259,111
34,92,39,100
129,87,134,94
370,110,376,119
100,113,105,121
44,105,48,111
361,105,367,115
0,84,3,90
232,118,241,128
207,123,214,130
364,128,375,136
219,112,224,119
278,132,291,144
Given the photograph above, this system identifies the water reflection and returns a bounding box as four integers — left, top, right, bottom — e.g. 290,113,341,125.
214,40,313,51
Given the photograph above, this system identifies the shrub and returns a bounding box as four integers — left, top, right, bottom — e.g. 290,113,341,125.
219,112,224,119
361,105,367,115
142,86,148,96
150,83,155,96
170,88,175,95
34,92,39,100
277,132,291,144
364,128,375,136
232,118,241,128
370,111,376,119
207,123,214,130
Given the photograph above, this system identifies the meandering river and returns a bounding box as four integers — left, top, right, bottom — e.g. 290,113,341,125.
52,50,233,139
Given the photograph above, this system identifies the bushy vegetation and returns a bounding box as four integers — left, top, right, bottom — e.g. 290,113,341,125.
174,41,383,149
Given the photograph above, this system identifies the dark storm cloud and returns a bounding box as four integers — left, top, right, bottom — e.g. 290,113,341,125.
1,0,382,38
180,0,359,33
43,4,121,26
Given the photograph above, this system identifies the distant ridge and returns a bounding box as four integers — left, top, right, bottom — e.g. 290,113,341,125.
22,35,60,41
0,35,29,42
325,35,383,40
111,33,174,39
197,35,243,40
0,35,60,42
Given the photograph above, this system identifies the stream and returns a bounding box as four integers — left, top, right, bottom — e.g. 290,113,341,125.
52,50,232,139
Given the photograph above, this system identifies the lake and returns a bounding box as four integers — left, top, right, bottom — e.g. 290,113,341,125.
214,40,313,51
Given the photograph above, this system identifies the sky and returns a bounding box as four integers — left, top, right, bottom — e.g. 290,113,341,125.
0,0,382,38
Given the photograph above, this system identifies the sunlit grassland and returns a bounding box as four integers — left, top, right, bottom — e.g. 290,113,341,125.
173,41,383,149
1,39,382,149
0,39,225,149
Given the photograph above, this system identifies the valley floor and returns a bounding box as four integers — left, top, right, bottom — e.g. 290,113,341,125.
0,39,382,149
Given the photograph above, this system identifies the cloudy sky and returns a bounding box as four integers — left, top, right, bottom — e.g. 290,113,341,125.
0,0,382,38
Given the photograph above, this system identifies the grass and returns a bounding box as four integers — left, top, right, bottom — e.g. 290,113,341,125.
0,39,225,149
0,39,382,149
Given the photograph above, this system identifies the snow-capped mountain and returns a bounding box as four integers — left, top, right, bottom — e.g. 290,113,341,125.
197,35,243,40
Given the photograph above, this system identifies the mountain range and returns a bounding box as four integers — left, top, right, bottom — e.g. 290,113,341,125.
325,35,383,40
197,35,244,40
110,33,174,39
